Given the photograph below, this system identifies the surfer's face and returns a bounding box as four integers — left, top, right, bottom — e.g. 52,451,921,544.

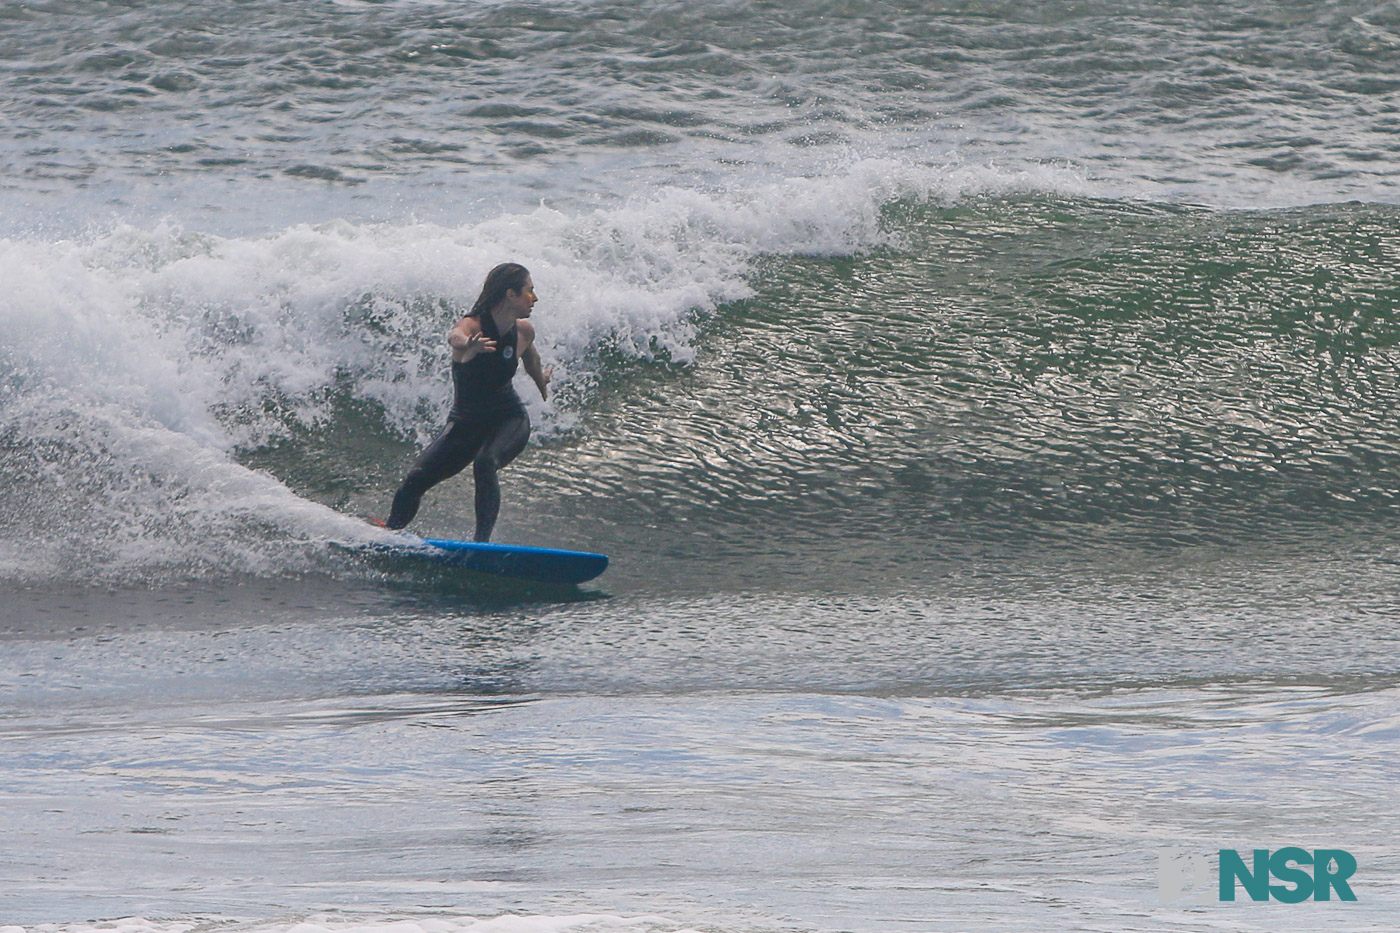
510,276,537,316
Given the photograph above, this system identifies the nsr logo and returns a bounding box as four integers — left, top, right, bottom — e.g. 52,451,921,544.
1159,848,1358,904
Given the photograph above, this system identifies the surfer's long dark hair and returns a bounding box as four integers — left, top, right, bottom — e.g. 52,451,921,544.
467,262,530,318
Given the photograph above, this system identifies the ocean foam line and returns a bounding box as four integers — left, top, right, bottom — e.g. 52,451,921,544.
1,914,709,933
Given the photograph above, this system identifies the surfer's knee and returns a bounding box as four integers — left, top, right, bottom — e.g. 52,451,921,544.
473,455,501,483
400,468,435,494
486,420,529,473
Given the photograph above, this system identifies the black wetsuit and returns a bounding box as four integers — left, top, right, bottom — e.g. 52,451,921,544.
385,312,530,540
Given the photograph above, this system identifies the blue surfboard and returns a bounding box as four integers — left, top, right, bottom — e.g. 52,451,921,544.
364,535,608,585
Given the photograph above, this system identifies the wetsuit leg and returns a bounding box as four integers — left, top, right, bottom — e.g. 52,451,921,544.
386,420,486,529
471,409,531,542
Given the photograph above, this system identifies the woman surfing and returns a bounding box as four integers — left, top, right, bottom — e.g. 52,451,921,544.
380,262,552,541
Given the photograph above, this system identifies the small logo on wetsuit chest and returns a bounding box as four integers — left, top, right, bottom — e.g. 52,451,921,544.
503,346,515,360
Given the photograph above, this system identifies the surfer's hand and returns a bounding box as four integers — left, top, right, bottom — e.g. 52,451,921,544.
537,365,553,400
462,332,496,358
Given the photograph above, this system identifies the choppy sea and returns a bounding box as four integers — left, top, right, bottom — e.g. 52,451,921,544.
4,1,1400,930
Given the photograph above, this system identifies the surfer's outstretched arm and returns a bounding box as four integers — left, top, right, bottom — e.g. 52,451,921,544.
448,317,496,362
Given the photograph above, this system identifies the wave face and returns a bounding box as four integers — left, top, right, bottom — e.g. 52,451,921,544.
548,197,1400,570
5,191,1400,585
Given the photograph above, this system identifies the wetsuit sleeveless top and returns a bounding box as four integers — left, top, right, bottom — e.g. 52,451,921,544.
450,312,522,418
